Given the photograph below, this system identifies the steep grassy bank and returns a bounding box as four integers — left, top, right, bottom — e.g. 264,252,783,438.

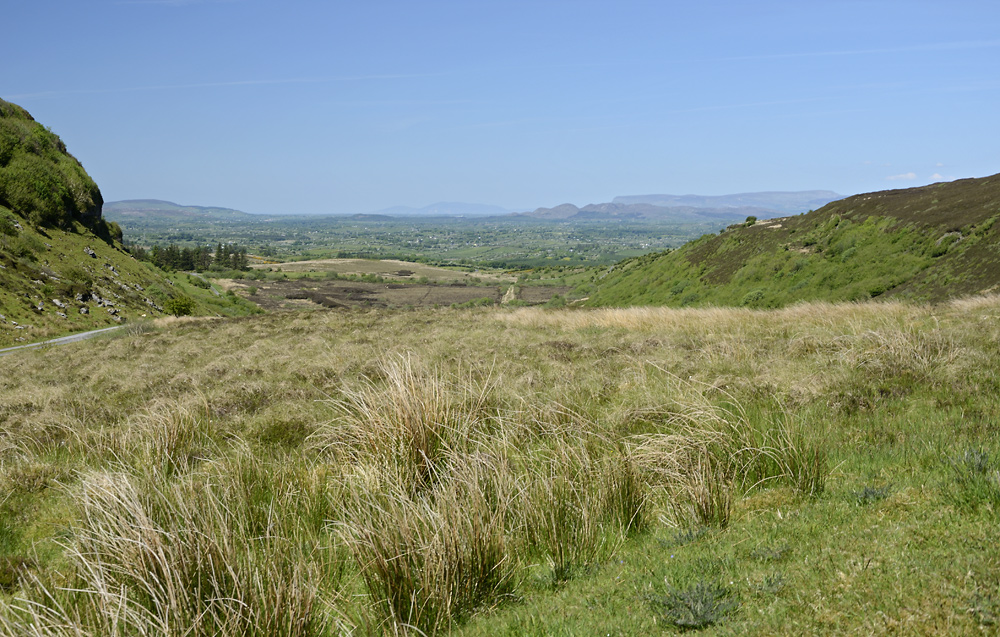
1,299,999,634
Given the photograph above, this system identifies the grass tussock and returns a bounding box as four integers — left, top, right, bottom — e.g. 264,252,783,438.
1,455,340,637
3,297,1000,634
631,375,828,528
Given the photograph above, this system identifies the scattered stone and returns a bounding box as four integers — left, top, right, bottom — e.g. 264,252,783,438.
35,302,43,311
112,315,122,323
14,326,24,330
79,307,89,315
107,307,119,315
84,247,96,258
134,284,144,291
51,299,66,309
56,312,67,319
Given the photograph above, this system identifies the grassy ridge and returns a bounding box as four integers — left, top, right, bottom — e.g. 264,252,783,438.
587,173,1000,308
1,299,999,633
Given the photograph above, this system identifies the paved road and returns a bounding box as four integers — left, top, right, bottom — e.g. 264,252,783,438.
0,325,124,358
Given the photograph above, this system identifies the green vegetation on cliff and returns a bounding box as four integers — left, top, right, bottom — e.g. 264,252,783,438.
587,174,1000,308
0,99,110,233
0,100,258,346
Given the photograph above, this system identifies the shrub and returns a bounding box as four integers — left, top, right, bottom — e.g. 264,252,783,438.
164,296,196,317
187,275,210,289
0,214,16,237
741,288,765,307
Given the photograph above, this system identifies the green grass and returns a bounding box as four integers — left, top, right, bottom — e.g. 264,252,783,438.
1,297,1000,634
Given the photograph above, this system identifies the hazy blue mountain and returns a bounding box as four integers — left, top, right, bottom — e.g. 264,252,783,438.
104,200,253,221
612,191,842,214
518,202,776,223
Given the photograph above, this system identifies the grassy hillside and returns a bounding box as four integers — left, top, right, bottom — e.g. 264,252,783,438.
2,299,1000,634
587,174,1000,308
0,100,257,346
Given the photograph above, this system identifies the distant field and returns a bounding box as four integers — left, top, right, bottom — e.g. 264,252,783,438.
231,275,570,311
250,257,515,284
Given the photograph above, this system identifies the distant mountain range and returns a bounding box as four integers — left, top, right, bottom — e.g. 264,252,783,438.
516,190,842,223
612,190,842,214
104,190,843,224
517,202,779,223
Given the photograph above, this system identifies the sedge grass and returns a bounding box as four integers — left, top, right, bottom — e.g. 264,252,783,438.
2,297,1000,634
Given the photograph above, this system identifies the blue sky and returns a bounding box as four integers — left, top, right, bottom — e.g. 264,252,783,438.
5,0,999,214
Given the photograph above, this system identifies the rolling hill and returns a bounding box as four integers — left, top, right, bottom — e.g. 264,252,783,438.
103,199,254,222
586,174,1000,308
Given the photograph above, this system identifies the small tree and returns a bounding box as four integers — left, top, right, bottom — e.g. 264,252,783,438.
745,216,757,226
163,296,196,317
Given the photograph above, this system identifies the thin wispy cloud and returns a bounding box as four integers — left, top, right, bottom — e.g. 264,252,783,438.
886,172,917,181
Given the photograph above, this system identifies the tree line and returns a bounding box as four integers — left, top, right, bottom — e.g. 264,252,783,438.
127,242,250,272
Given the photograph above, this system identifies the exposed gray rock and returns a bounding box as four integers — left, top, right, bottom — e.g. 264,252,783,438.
79,307,89,315
84,247,96,258
56,312,67,319
52,299,66,309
